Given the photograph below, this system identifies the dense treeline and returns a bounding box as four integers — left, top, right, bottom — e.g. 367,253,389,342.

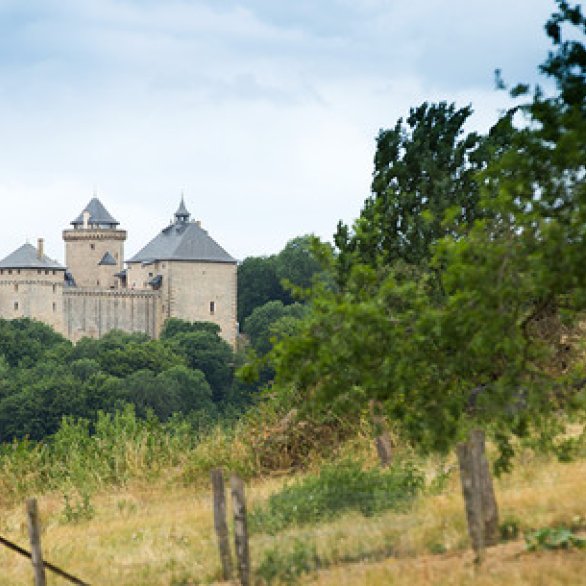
0,317,254,441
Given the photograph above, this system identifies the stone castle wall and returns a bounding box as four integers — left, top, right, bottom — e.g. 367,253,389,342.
0,268,65,333
63,288,160,342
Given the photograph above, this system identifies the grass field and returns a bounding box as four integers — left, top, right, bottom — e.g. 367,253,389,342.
1,453,585,585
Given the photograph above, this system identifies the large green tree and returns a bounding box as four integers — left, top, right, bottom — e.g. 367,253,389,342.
334,102,497,286
263,0,585,555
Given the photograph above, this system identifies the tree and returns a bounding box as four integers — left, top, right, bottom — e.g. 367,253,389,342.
237,256,287,324
166,330,234,402
275,235,324,290
243,301,307,356
265,0,585,559
334,102,489,285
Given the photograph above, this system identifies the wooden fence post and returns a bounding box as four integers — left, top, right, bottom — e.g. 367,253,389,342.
456,429,500,563
369,400,392,467
211,468,233,581
230,475,250,586
26,498,46,586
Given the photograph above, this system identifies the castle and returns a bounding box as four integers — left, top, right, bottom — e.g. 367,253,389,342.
0,198,238,346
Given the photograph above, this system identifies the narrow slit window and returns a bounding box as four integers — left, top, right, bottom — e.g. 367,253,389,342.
210,301,215,314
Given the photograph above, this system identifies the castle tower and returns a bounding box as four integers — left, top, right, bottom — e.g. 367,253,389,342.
62,197,126,288
0,240,66,334
126,198,237,346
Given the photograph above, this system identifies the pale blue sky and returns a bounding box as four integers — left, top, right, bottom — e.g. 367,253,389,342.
0,0,557,261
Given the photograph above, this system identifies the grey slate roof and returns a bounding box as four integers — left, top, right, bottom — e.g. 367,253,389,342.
0,243,65,270
128,204,236,264
98,252,117,266
71,197,119,227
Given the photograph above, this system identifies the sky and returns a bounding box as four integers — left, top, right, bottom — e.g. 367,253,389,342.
0,0,558,263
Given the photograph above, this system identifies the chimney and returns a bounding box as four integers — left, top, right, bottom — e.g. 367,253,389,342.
82,210,90,229
37,238,44,260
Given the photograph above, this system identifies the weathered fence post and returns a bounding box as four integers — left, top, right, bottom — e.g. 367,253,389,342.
211,468,233,581
456,429,499,563
230,475,250,586
26,498,46,586
369,400,392,467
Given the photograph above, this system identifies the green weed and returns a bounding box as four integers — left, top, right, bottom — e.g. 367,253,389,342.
525,526,586,551
249,459,423,534
256,539,318,585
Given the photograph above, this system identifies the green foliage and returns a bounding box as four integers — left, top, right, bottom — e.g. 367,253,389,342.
0,317,70,367
237,235,326,325
249,460,423,534
61,489,95,524
0,404,199,502
237,255,288,324
256,539,318,585
334,102,489,284
160,318,221,339
243,301,307,356
166,330,233,402
263,3,586,465
525,526,586,551
275,235,324,291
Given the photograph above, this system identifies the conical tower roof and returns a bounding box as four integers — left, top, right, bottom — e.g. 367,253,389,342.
71,197,119,227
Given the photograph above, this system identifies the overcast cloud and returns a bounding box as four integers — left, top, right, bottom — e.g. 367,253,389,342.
0,0,556,261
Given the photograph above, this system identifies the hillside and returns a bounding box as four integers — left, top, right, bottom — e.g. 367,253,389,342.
1,448,585,585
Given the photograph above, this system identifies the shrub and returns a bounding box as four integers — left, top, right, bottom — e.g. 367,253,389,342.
249,459,424,534
525,527,586,551
256,539,318,585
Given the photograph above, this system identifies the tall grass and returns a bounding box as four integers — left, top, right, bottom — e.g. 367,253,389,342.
0,405,198,504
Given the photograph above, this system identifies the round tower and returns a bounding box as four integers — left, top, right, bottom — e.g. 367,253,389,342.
62,197,127,288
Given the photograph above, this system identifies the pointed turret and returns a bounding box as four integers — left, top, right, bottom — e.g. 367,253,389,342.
175,196,190,223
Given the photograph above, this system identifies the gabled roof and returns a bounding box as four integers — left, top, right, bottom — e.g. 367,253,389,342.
71,197,119,227
98,252,117,266
128,202,235,264
0,243,65,270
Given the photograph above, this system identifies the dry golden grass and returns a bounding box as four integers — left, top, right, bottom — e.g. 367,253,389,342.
0,454,585,585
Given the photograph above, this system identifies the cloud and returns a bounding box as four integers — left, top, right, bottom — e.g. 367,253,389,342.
0,0,559,262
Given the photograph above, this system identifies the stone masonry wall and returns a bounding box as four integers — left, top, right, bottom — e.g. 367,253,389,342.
64,288,160,342
63,228,126,288
0,268,65,334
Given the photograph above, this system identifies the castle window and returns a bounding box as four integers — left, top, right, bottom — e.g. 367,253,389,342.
52,302,56,312
14,302,18,311
52,270,56,275
52,284,57,293
17,270,20,275
97,280,100,286
0,270,3,274
45,270,49,275
14,284,18,292
8,269,12,275
210,301,215,314
37,269,41,274
90,243,95,250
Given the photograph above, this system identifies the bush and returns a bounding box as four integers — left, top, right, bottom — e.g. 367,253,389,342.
249,459,424,534
256,539,318,585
